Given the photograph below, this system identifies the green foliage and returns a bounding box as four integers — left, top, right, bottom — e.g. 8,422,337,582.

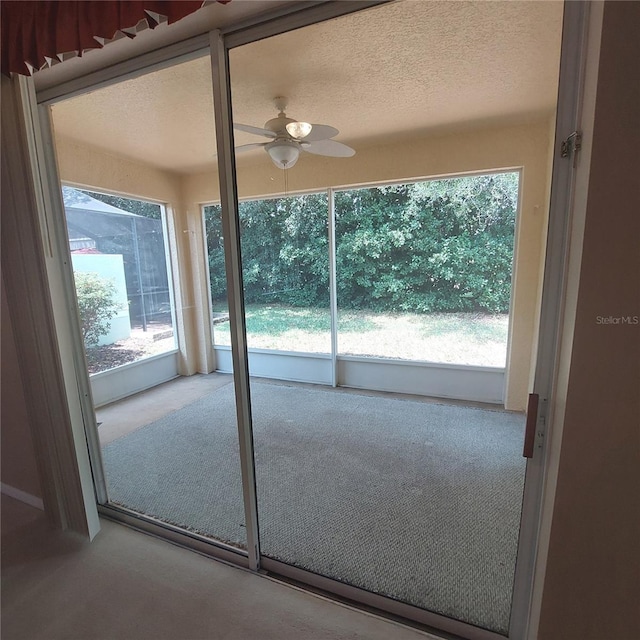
204,193,329,308
204,173,518,314
74,272,122,347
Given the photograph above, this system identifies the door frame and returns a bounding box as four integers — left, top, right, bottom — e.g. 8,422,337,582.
22,1,594,638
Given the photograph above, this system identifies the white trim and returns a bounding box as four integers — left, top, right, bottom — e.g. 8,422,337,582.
214,346,505,404
503,168,525,404
328,188,339,387
159,205,181,359
223,1,386,50
99,505,251,569
36,34,210,105
211,29,261,572
16,76,101,538
1,484,45,511
90,351,180,408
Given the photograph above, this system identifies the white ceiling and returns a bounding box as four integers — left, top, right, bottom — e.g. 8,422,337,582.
50,0,564,175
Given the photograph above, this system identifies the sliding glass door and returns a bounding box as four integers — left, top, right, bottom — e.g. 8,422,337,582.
35,0,578,638
49,54,249,553
222,0,563,635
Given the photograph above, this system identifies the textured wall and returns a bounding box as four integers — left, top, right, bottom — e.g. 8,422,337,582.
538,2,640,638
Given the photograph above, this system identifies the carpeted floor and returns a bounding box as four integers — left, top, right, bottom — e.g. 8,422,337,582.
102,381,526,635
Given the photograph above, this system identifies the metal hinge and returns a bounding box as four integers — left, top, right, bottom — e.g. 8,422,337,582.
561,131,583,158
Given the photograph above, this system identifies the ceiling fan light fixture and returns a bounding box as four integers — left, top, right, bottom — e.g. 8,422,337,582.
266,139,300,169
286,121,313,139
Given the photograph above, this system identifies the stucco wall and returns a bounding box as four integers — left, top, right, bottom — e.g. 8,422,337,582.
183,119,556,410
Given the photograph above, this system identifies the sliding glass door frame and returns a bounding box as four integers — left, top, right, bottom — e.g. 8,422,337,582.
28,0,593,638
209,29,261,571
199,4,593,636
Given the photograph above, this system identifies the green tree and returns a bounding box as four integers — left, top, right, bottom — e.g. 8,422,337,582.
203,173,519,314
335,173,518,313
204,193,329,308
74,272,123,347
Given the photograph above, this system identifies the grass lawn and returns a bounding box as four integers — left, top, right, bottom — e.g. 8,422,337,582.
212,304,508,367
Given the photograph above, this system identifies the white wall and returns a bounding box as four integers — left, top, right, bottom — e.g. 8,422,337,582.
71,253,130,345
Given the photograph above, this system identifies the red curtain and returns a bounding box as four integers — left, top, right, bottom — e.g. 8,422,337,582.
1,1,228,76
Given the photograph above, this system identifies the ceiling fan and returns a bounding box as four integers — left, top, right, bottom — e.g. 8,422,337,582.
233,97,355,170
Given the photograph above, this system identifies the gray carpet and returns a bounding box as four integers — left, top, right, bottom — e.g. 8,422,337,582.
102,381,526,634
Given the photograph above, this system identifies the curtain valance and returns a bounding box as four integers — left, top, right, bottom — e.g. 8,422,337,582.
1,1,227,76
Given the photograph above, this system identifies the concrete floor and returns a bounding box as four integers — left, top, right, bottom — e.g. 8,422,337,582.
1,496,438,640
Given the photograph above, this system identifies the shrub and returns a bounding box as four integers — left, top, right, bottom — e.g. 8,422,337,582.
204,173,519,314
74,271,122,347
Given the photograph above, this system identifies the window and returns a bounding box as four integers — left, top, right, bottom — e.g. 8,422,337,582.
204,192,330,354
204,171,518,368
64,187,177,374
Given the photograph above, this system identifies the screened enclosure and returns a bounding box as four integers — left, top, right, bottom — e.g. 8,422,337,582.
63,187,176,372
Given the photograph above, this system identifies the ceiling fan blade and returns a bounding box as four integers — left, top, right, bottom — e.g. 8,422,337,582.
235,142,268,153
302,139,355,158
233,123,276,138
302,124,340,142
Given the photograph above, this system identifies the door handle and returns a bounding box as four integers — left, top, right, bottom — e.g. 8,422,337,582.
523,393,539,458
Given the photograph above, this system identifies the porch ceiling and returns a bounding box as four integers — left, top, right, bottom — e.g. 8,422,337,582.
50,1,563,175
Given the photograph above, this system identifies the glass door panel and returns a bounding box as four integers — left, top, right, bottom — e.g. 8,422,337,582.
51,55,248,551
226,0,561,634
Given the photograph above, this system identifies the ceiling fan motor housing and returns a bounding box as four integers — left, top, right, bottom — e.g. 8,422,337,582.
264,114,297,136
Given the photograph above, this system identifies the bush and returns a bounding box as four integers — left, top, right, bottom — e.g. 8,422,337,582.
74,272,122,347
204,173,519,314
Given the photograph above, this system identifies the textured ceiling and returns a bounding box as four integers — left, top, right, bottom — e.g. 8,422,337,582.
50,1,564,174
